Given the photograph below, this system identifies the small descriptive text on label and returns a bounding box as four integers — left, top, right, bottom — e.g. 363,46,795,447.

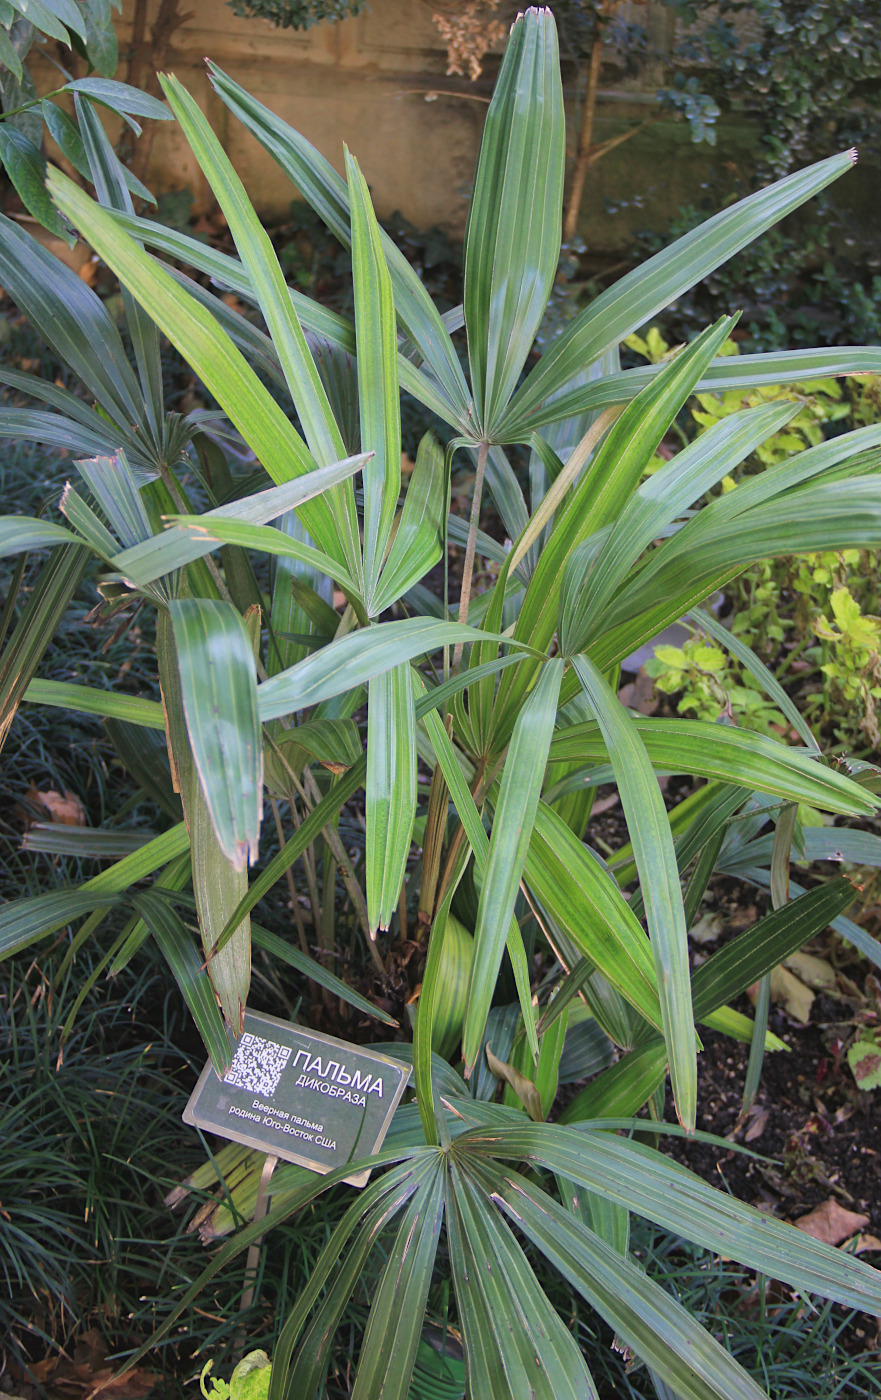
183,1011,410,1187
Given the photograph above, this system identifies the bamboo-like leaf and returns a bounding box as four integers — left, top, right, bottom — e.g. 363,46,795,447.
158,75,362,584
501,149,859,436
351,1161,445,1400
46,169,347,565
268,1160,430,1400
524,802,662,1028
462,659,563,1072
249,921,395,1025
547,718,878,816
420,701,538,1062
371,431,446,614
559,1043,668,1124
507,346,881,434
75,95,165,434
0,210,147,434
573,654,695,1130
468,1124,881,1314
132,889,230,1073
0,544,90,751
109,452,369,592
463,6,564,431
207,62,471,422
559,400,798,655
0,517,83,557
446,1162,599,1400
0,823,189,959
691,877,856,1020
346,148,401,603
258,618,526,724
23,679,164,729
366,663,416,933
169,599,262,871
690,606,818,751
494,319,735,739
483,1165,768,1400
0,127,72,241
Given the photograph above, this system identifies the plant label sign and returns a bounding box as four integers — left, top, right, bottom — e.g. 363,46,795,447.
184,1010,410,1187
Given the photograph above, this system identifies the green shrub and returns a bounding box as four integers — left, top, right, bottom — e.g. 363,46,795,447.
2,9,881,1396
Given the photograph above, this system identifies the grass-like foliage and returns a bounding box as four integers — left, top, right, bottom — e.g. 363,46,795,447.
1,8,881,1396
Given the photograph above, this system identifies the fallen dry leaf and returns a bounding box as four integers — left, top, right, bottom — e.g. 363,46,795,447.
767,964,815,1023
690,911,724,946
793,1198,869,1247
29,787,86,826
618,667,659,716
842,1233,881,1254
744,1106,769,1142
784,950,836,990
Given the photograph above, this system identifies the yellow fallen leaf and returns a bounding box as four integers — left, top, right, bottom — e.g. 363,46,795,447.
31,786,86,826
767,965,814,1024
784,950,836,990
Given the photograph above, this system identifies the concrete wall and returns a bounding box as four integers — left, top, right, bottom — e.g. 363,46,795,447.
99,0,761,251
32,0,876,252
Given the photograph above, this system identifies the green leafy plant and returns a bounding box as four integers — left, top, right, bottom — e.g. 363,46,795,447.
3,9,881,1395
0,0,173,235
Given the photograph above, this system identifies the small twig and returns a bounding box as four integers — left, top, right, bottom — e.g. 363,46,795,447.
269,796,309,957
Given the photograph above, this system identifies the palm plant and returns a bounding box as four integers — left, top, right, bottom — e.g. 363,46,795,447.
2,8,881,1395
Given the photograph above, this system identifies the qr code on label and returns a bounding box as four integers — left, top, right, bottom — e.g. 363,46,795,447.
223,1033,292,1099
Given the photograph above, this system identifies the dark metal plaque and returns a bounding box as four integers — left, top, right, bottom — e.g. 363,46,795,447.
183,1010,410,1188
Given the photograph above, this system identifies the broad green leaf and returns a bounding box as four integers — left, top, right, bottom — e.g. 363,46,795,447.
0,211,147,435
170,598,262,872
347,148,401,604
46,170,345,565
0,545,90,751
123,1147,429,1376
691,877,857,1020
158,613,250,1031
23,679,164,729
372,431,446,613
462,659,563,1073
559,1043,668,1124
484,1165,768,1400
0,128,71,241
267,1162,431,1400
76,450,152,550
351,1162,445,1400
463,6,564,431
495,318,734,737
75,95,165,437
447,1162,598,1400
207,62,471,422
159,75,361,584
547,718,877,816
524,802,662,1029
287,1165,428,1399
0,517,82,558
512,346,881,433
366,663,416,933
257,618,528,724
109,452,369,592
559,400,798,655
469,1124,881,1314
573,654,696,1130
21,825,153,858
501,149,860,436
63,77,171,129
132,889,231,1073
420,701,538,1062
6,0,72,44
